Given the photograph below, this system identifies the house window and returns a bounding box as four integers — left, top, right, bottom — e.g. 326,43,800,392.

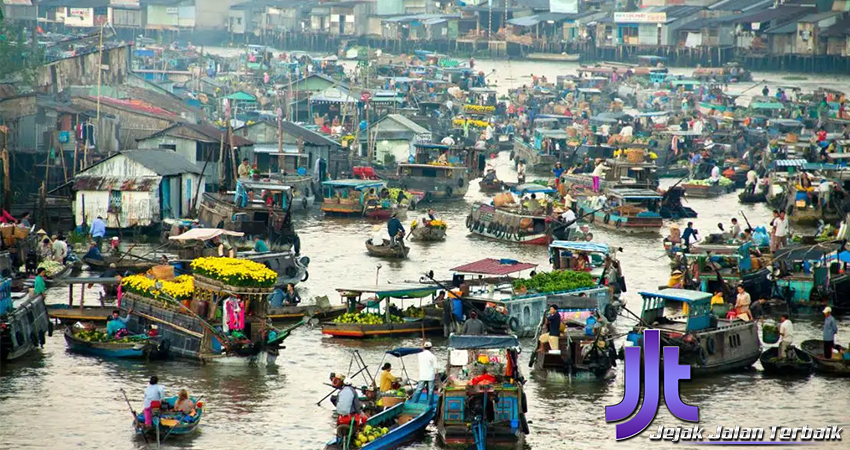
159,144,177,151
237,17,242,25
108,190,122,213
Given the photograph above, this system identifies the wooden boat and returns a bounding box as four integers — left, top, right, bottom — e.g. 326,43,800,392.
574,189,664,234
478,178,505,193
84,256,155,273
437,334,529,447
531,318,617,380
322,179,396,220
409,224,446,242
325,397,436,450
390,143,480,202
467,184,559,245
63,327,161,359
682,182,731,198
365,239,410,258
321,285,444,339
527,52,580,62
198,179,298,246
0,287,52,362
48,305,113,324
759,346,813,375
738,191,767,204
631,289,761,376
134,396,204,438
800,340,850,376
513,130,561,171
267,304,348,322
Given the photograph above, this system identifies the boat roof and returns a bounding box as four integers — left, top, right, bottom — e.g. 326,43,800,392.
772,242,844,262
448,334,520,350
238,180,293,191
386,347,424,357
512,183,557,195
536,129,570,138
671,79,700,86
771,119,804,127
169,228,245,241
399,163,466,170
577,88,602,94
638,289,712,303
549,241,610,254
414,142,452,150
450,258,537,276
322,179,386,189
608,188,662,199
336,283,438,299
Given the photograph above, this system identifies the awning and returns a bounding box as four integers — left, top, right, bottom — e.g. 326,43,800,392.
507,15,541,27
773,242,845,262
448,334,521,349
386,347,424,357
336,283,439,299
450,258,537,276
638,289,712,303
549,241,610,254
169,228,245,241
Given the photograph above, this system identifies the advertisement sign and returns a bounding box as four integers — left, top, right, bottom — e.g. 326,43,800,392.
549,0,578,14
166,7,178,14
2,0,34,6
613,12,667,24
65,7,94,27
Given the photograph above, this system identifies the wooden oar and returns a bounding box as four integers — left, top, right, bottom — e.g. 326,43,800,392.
114,244,138,265
120,388,148,444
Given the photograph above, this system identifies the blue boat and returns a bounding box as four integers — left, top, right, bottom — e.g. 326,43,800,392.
64,327,161,359
134,396,204,438
325,395,436,450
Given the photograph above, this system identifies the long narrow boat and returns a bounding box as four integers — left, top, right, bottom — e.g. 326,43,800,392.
759,346,814,375
267,304,348,322
84,256,155,273
63,327,161,359
325,396,436,450
800,340,850,376
574,188,664,234
321,284,444,339
134,396,204,438
1,287,52,363
365,240,410,259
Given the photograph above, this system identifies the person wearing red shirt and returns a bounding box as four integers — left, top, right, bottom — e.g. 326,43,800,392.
817,127,827,143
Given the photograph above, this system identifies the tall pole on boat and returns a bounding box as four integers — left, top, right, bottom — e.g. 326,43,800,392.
96,21,104,124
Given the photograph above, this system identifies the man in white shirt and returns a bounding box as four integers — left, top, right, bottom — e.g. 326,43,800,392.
143,376,166,428
745,169,758,194
778,314,794,359
818,179,831,208
516,159,526,184
774,210,789,249
620,125,633,137
441,135,455,146
413,342,437,405
560,208,577,229
445,99,454,113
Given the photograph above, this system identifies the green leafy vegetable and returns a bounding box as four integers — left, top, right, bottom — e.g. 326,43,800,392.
512,270,596,294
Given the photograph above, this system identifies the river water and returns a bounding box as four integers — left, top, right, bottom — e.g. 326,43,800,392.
2,58,850,449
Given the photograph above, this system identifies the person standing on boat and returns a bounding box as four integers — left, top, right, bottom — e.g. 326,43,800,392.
745,169,758,195
734,285,751,321
143,376,166,429
591,160,607,193
823,307,838,358
682,222,699,251
462,310,486,335
238,158,252,179
729,218,742,240
516,159,527,184
413,342,437,404
283,284,301,305
709,164,721,185
778,314,794,359
90,215,106,250
52,235,68,264
387,213,405,248
538,305,561,352
33,267,47,298
773,210,789,250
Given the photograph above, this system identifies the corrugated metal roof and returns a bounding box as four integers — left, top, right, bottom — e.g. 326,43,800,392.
766,22,798,34
72,176,159,192
450,259,538,276
822,17,850,37
121,149,204,176
733,5,814,24
140,123,253,147
798,11,842,23
382,114,431,135
279,121,342,148
772,159,807,167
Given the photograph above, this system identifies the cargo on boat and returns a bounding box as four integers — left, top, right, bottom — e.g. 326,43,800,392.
321,284,443,339
574,188,664,234
63,327,162,359
321,180,398,220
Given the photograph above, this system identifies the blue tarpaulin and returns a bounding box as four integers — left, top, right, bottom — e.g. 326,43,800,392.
448,334,520,349
386,347,424,357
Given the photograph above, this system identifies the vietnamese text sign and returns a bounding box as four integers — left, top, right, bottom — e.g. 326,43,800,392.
613,12,667,24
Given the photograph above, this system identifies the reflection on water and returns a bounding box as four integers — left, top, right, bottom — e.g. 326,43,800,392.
3,134,850,449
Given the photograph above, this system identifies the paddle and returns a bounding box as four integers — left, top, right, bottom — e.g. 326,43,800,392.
114,244,139,265
120,388,148,444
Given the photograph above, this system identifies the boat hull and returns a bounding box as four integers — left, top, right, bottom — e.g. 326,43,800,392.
759,346,814,375
1,291,51,363
63,328,156,359
84,257,154,273
738,192,767,204
683,184,731,198
322,319,442,338
267,305,348,322
365,240,410,258
576,203,662,234
134,396,203,437
409,226,446,242
325,398,437,450
800,340,850,376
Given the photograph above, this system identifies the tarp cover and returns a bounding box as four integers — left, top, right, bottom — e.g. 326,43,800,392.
386,347,424,357
169,228,245,241
450,258,537,276
448,334,520,349
549,241,610,254
773,242,844,262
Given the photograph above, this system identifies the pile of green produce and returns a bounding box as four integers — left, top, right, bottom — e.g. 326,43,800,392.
75,329,148,343
404,306,425,319
686,176,734,187
333,312,404,325
387,188,414,201
37,260,65,277
353,424,390,447
512,270,595,294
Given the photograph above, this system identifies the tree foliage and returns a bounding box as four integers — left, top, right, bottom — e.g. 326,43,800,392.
0,23,44,85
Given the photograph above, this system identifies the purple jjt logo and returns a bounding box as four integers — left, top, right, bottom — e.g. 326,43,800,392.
605,329,699,440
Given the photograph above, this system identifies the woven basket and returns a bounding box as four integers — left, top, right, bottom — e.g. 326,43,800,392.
13,227,29,239
625,149,645,163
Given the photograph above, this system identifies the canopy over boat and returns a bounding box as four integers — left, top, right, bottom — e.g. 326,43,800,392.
322,179,386,190
450,258,537,276
607,188,663,200
512,183,557,195
448,334,521,350
772,242,845,262
169,228,245,241
386,347,424,357
549,241,610,255
639,289,711,303
336,283,438,299
237,180,293,192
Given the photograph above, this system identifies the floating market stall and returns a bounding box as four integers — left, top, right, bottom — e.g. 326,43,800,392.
322,284,443,338
321,180,397,220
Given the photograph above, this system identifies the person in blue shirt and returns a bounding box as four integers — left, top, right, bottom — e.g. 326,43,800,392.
823,306,838,358
552,162,565,180
83,242,103,261
106,308,133,338
90,216,107,250
682,222,699,250
254,235,270,253
269,285,285,308
387,213,405,247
